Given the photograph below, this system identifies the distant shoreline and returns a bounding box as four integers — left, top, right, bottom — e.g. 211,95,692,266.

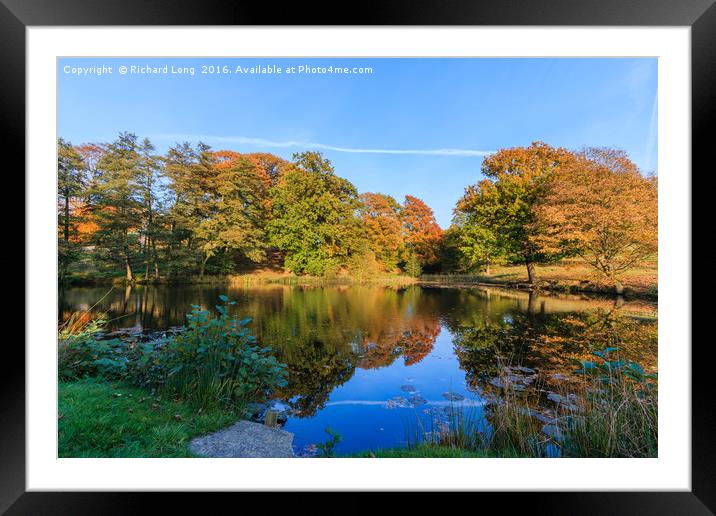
62,269,657,303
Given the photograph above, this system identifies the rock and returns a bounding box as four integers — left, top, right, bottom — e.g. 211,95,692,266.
400,384,417,393
189,420,295,458
442,392,465,401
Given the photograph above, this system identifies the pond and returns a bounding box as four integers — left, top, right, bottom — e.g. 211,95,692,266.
59,283,658,456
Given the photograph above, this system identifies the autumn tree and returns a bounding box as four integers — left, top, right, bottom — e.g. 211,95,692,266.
462,142,575,283
534,147,657,293
244,152,290,186
360,192,404,271
72,143,107,244
269,151,365,276
57,138,86,282
401,195,442,270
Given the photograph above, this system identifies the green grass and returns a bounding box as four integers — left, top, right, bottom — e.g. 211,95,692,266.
58,378,237,457
348,445,509,458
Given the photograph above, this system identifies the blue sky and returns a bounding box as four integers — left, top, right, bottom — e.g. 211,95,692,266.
58,57,657,228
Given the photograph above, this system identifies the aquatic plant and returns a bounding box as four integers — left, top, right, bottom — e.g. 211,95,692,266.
316,427,343,457
403,347,657,458
561,347,658,457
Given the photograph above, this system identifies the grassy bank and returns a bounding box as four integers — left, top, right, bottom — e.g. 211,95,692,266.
65,270,419,288
59,379,237,457
422,259,657,299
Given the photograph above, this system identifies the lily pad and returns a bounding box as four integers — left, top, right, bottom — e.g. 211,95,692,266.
409,394,427,407
542,424,563,441
386,396,410,409
442,392,465,401
512,366,536,374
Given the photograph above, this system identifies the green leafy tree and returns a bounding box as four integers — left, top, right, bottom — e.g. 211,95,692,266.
136,138,163,280
164,142,218,276
452,182,507,275
57,138,86,282
460,142,575,283
194,155,271,277
91,132,144,281
269,151,365,276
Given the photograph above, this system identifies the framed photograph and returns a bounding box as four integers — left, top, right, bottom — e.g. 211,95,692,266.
6,0,712,511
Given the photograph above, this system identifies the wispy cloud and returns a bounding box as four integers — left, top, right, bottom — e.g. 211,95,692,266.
643,91,658,174
151,133,493,157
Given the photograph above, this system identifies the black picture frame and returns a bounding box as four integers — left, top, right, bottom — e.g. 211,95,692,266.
4,0,712,512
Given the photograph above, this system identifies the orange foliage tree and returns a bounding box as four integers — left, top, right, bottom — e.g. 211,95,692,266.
533,147,658,293
402,195,443,268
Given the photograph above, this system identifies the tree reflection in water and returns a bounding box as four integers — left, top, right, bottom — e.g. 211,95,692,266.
59,283,657,420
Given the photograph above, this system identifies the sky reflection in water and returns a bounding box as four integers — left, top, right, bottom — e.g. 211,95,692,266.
59,284,657,455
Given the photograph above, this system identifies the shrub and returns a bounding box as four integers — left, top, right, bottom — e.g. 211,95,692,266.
156,296,288,409
58,297,289,410
58,316,128,380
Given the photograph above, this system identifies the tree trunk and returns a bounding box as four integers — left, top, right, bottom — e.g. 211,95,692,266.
144,209,153,280
168,221,175,278
124,252,134,283
63,194,70,242
484,254,491,276
614,279,624,295
152,238,160,279
527,290,539,315
525,260,536,285
144,237,151,280
199,254,210,279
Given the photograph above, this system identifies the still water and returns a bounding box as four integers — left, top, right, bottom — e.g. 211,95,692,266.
59,284,658,455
